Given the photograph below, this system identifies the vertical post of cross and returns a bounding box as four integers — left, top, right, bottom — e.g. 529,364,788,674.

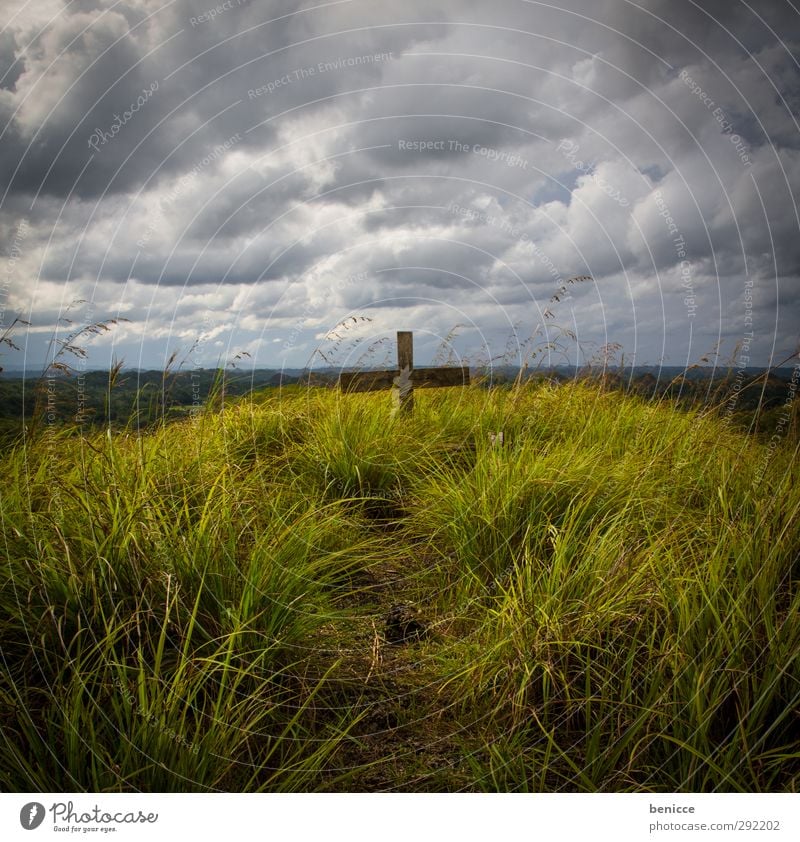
393,330,414,415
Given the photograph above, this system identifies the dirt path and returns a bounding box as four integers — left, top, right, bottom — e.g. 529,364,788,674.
312,547,476,791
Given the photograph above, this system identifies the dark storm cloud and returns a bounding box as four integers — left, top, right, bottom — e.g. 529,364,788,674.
0,0,456,200
0,29,23,90
1,0,798,368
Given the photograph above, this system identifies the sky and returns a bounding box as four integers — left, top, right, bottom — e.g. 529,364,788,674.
0,0,799,372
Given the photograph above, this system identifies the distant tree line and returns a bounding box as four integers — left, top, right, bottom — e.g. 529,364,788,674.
0,365,796,441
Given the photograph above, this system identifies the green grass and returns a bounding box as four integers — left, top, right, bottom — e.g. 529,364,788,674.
1,380,798,791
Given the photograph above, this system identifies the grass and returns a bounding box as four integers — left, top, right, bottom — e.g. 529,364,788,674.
1,379,798,791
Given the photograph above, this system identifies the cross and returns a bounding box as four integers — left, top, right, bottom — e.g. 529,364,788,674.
338,331,470,414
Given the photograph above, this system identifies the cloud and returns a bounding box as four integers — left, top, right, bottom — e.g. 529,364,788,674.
1,0,798,369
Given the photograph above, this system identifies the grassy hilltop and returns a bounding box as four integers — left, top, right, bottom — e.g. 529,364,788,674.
1,381,799,791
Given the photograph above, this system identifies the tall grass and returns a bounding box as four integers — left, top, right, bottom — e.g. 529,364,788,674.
0,414,363,790
402,384,800,791
1,378,798,791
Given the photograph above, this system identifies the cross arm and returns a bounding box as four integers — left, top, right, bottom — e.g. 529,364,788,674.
338,366,470,393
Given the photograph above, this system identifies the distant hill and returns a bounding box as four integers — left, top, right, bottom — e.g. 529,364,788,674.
0,364,795,432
